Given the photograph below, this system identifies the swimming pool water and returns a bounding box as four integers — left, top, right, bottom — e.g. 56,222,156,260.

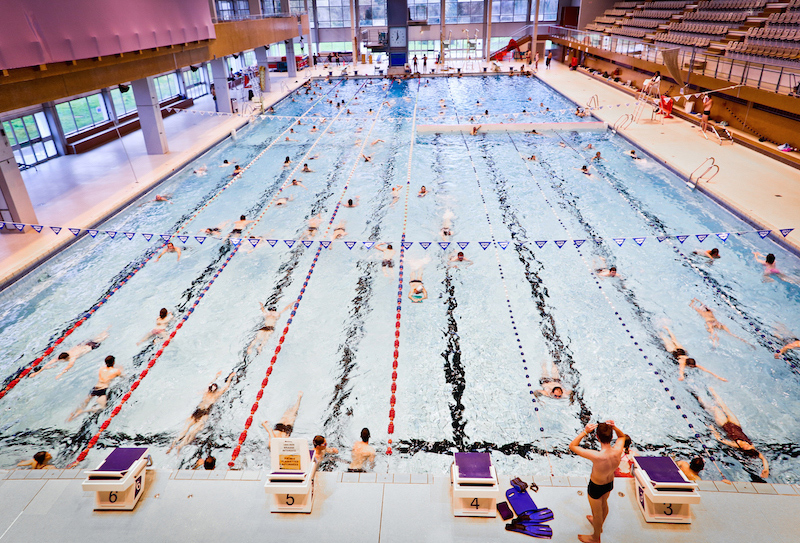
1,76,799,483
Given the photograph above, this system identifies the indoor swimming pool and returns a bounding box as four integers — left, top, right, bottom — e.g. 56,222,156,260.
1,75,799,483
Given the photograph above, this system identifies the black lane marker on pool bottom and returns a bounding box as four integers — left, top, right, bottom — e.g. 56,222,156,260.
441,268,468,449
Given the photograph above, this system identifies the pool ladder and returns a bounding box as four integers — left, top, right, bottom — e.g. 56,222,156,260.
612,113,633,133
586,94,599,110
689,157,720,190
705,124,735,146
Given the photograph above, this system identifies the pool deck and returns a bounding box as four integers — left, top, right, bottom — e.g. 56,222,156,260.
0,468,798,542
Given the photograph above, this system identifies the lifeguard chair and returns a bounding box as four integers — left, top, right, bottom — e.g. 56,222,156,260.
81,447,151,511
450,452,500,517
264,438,317,513
632,456,701,524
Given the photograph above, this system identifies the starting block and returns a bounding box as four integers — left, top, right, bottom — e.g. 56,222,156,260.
450,452,500,517
81,447,151,511
632,456,700,524
264,438,317,513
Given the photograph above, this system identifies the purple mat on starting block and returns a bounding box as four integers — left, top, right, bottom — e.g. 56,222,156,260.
96,447,148,473
636,456,685,483
455,452,492,479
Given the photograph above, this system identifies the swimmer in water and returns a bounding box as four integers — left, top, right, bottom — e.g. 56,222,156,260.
275,195,294,206
331,221,348,241
193,165,208,176
156,242,182,262
137,308,173,346
559,141,567,148
676,456,705,481
220,159,232,167
418,186,427,197
592,152,603,162
302,163,313,173
247,302,293,356
261,392,304,448
696,386,769,479
141,194,173,206
527,155,537,161
659,326,726,381
775,339,800,358
17,451,55,470
232,165,243,176
167,371,235,453
534,360,574,401
291,179,307,190
67,356,122,421
753,252,787,282
374,243,395,277
361,154,373,162
344,197,360,208
694,248,720,261
283,156,292,167
690,299,749,347
408,266,428,303
30,327,111,379
301,213,323,240
471,125,481,136
579,165,592,176
448,251,473,268
310,126,318,132
372,139,384,145
227,215,255,239
628,150,640,159
585,143,594,150
390,185,403,206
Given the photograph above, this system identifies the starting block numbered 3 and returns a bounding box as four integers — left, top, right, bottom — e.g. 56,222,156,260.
82,447,152,511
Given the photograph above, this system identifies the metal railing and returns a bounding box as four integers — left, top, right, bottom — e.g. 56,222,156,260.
612,113,634,132
212,12,304,24
587,94,600,109
689,157,719,189
541,24,800,96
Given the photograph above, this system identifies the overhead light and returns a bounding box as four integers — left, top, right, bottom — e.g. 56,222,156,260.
118,83,130,93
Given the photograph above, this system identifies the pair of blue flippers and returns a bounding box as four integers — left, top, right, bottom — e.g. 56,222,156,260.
505,481,554,539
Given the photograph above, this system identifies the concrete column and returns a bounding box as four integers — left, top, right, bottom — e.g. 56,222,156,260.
440,0,446,64
210,57,233,113
0,129,38,227
285,40,298,77
483,0,492,60
532,0,541,64
311,0,321,59
254,46,273,92
201,63,212,95
303,0,315,67
175,69,187,97
131,77,169,154
350,0,358,65
100,89,118,123
41,101,67,156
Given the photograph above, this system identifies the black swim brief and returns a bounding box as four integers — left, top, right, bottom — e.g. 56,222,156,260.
191,406,211,421
587,479,614,500
382,259,394,268
90,387,107,398
86,341,101,350
260,326,275,332
231,229,243,235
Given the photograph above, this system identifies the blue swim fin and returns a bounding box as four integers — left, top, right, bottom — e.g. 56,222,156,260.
514,507,554,524
505,522,553,539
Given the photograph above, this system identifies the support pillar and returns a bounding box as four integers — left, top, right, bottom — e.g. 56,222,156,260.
483,0,492,60
532,0,540,62
131,77,169,154
0,128,38,227
210,57,233,113
41,101,67,156
285,40,298,77
254,46,273,92
350,0,358,66
303,0,315,67
440,0,446,65
100,89,118,124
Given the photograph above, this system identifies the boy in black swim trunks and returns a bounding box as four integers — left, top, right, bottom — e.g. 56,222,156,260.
167,370,235,453
261,392,304,448
247,302,294,356
68,355,123,421
569,421,627,543
31,327,110,379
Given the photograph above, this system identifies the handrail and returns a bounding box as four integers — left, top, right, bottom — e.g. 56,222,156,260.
689,157,719,189
706,125,723,145
587,94,600,109
612,113,633,132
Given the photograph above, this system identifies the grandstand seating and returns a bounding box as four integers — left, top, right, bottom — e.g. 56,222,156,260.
684,10,749,22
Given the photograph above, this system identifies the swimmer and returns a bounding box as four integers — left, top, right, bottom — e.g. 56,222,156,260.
526,129,540,135
559,141,567,148
533,360,573,400
302,163,313,173
697,386,768,479
201,222,228,238
247,302,293,356
301,213,323,240
361,154,373,162
193,165,208,176
448,251,473,268
418,186,427,197
344,197,360,208
283,156,292,167
694,247,720,260
374,243,396,277
690,299,749,346
775,339,800,359
628,150,640,159
267,106,275,113
30,327,111,379
585,143,594,150
231,164,242,176
592,152,603,162
579,165,592,176
261,392,304,448
441,210,455,241
227,215,255,239
527,155,537,161
313,435,339,464
349,428,377,472
331,221,348,240
371,139,384,145
390,184,403,206
141,194,173,206
575,107,588,117
167,371,235,453
285,136,297,142
676,456,704,481
220,159,232,167
310,125,318,132
614,436,637,478
753,252,786,281
470,125,481,136
408,267,427,303
156,242,182,262
17,451,55,470
291,179,307,190
137,308,173,346
67,356,122,421
659,326,726,381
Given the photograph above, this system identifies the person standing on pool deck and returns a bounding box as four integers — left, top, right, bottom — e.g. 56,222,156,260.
167,371,235,453
349,428,376,472
700,94,713,133
67,356,122,421
262,392,304,448
30,327,110,379
247,302,293,356
545,51,552,69
569,421,627,543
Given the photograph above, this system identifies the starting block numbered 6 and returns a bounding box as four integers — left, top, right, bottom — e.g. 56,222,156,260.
82,447,152,511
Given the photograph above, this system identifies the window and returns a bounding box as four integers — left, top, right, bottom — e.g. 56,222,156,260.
537,0,558,22
154,74,180,102
492,0,527,23
288,0,306,14
445,1,484,24
409,0,441,24
110,87,137,117
183,68,210,100
262,0,282,15
2,111,58,169
55,93,109,135
316,0,351,28
216,0,250,20
359,0,387,26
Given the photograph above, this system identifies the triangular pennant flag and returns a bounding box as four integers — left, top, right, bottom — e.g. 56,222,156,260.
301,240,313,248
554,240,567,248
344,241,356,249
696,234,708,243
633,237,646,246
457,242,469,249
0,222,4,229
780,228,793,237
419,241,431,250
14,223,26,232
69,228,81,236
676,235,688,244
363,241,375,250
401,241,413,249
757,230,770,239
32,225,43,233
479,241,491,250
160,234,172,241
178,235,189,243
249,238,260,247
613,238,625,246
124,232,135,240
106,231,117,239
195,236,206,244
142,233,153,241
231,238,241,245
657,235,667,242
50,226,62,235
438,242,450,250
88,229,98,238
319,240,331,248
498,241,509,250
594,238,604,244
284,240,295,248
573,239,585,247
267,239,278,247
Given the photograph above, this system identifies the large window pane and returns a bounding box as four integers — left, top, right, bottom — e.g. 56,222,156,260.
56,103,77,134
34,112,51,138
86,94,108,125
2,121,17,146
71,98,94,131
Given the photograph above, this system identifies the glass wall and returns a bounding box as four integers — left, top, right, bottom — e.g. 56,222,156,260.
2,112,58,168
216,1,252,20
316,0,351,28
492,0,527,22
359,0,387,26
262,0,282,15
110,87,137,116
153,74,180,102
55,94,109,135
182,68,210,100
445,1,484,24
538,0,557,22
289,0,306,13
408,0,441,24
